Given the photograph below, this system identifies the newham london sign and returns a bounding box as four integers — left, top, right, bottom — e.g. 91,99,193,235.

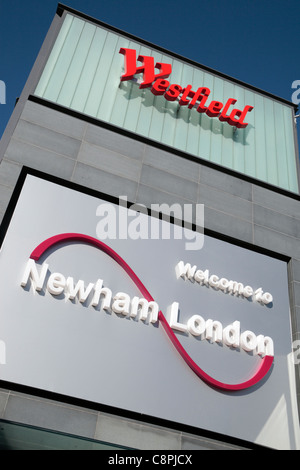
21,233,274,392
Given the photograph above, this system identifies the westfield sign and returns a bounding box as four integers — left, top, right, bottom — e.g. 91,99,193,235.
120,48,253,129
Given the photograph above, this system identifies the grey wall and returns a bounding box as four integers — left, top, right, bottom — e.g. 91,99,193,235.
0,98,299,449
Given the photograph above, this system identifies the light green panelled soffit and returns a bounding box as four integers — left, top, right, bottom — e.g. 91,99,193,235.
35,13,299,193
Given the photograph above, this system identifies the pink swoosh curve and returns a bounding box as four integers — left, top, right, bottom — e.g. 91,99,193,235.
30,233,273,391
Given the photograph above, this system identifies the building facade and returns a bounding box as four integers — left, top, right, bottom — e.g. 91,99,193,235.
0,4,299,450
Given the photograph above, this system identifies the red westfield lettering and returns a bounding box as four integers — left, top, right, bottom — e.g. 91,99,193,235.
119,48,253,129
119,48,172,89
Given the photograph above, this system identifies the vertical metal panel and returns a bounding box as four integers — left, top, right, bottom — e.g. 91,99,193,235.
232,84,246,175
264,98,278,186
254,92,267,182
35,14,299,193
284,106,299,191
35,14,73,98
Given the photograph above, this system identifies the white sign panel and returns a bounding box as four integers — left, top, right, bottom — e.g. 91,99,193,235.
0,172,298,449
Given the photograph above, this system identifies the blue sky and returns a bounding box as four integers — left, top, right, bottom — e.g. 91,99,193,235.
1,0,300,145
